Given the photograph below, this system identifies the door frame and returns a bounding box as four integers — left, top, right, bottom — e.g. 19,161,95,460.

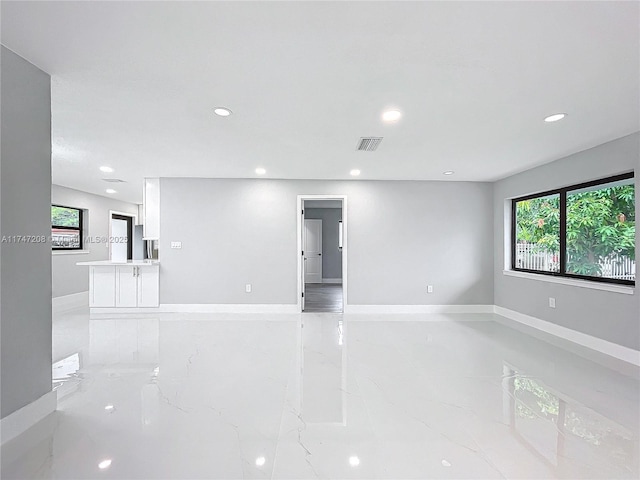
297,195,347,313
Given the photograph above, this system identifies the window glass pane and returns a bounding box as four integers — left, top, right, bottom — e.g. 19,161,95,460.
566,179,635,281
52,228,80,249
515,194,560,272
52,206,80,228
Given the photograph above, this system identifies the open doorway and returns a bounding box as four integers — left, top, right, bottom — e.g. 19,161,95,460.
297,196,347,313
109,211,138,262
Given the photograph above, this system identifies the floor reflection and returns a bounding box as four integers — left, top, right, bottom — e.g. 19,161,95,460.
52,352,81,390
2,310,639,479
504,363,639,478
300,316,347,425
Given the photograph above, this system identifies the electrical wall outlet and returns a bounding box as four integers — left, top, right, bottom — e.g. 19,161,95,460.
170,241,182,249
245,284,252,293
549,297,556,308
427,285,434,293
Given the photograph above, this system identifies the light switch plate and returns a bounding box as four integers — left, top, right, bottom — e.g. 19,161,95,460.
427,285,434,293
245,284,252,293
171,241,182,249
549,297,556,308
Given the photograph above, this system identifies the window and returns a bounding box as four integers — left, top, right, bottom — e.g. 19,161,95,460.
512,173,635,285
52,205,83,250
514,193,560,273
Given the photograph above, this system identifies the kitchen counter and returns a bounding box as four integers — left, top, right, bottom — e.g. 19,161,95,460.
79,260,160,310
76,259,159,266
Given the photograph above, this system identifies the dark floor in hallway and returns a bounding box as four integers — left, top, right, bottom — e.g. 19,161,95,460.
304,283,343,312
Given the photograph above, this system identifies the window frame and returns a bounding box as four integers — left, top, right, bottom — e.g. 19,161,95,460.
51,204,84,251
511,172,635,286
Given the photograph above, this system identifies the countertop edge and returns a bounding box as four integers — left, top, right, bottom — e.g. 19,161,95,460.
76,260,160,266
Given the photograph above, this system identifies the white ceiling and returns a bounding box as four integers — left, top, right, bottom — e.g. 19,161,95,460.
2,1,638,204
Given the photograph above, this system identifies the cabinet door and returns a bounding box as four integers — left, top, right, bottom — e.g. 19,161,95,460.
90,266,116,307
116,266,138,307
137,265,159,307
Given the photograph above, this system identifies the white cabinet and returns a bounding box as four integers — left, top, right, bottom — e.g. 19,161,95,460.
90,266,116,307
143,178,160,240
116,266,138,307
86,263,159,309
137,265,160,307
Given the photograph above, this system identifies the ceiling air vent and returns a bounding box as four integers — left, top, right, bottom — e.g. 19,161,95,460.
356,137,383,151
102,178,126,183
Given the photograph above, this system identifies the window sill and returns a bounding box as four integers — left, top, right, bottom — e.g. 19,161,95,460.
502,270,634,295
52,250,90,256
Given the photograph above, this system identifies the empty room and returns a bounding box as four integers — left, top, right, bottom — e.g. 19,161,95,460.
0,1,638,479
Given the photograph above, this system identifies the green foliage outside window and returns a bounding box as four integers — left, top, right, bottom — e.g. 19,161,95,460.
566,185,635,276
515,195,560,253
515,183,635,278
52,206,80,228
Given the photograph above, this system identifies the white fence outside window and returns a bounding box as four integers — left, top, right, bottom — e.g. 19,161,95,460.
515,243,635,281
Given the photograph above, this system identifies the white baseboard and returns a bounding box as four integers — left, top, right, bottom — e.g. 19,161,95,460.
158,304,299,314
344,304,494,314
52,291,88,313
494,306,640,367
1,390,57,445
92,304,489,315
322,278,343,284
89,304,299,314
90,307,161,314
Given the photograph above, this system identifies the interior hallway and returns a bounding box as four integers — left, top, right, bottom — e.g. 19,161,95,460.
304,283,343,313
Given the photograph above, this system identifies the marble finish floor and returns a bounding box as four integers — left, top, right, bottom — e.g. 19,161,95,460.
304,283,343,313
1,309,639,479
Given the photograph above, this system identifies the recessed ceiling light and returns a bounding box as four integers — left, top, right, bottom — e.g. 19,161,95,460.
544,113,566,123
382,110,402,122
98,459,112,470
443,171,455,176
214,107,232,117
99,166,114,173
350,169,361,176
255,457,266,467
255,167,266,175
104,405,115,411
105,189,117,194
349,456,360,467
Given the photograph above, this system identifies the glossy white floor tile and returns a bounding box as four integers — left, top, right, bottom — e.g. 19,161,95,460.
2,309,638,479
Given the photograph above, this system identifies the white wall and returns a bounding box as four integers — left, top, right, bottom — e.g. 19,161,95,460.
1,47,52,418
159,178,494,306
52,185,138,298
493,132,639,349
